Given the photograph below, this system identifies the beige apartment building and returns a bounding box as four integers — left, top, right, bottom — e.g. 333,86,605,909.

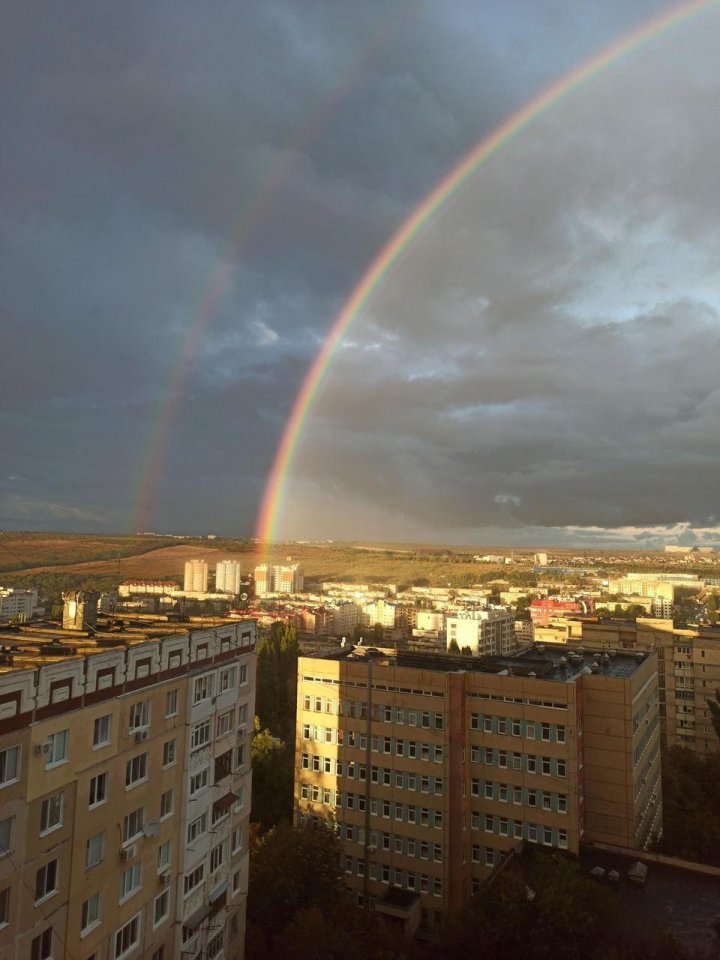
0,611,256,960
294,643,660,930
580,617,720,753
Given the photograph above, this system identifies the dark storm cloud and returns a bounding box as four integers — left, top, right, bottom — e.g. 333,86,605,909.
2,0,693,541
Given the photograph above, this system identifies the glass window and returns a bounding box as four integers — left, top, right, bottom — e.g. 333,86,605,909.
89,772,108,807
0,817,12,855
128,701,150,731
93,715,111,748
81,892,101,931
31,929,53,960
154,889,169,925
158,840,171,870
86,832,104,869
122,808,144,844
160,789,173,819
125,753,148,788
120,863,142,900
0,745,20,785
114,914,140,959
47,730,68,766
40,793,63,833
34,860,58,901
0,886,9,926
165,689,178,717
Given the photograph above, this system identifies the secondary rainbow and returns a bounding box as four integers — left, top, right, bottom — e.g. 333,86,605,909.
256,0,720,545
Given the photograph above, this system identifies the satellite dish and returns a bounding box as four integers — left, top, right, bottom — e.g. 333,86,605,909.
143,820,160,838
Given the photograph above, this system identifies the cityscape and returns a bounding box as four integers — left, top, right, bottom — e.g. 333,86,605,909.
5,1,720,959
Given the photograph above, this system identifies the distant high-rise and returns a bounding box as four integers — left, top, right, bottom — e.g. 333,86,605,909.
254,564,304,597
216,560,242,595
184,558,208,592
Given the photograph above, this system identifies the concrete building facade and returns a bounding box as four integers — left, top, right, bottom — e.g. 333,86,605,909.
294,643,660,930
0,615,256,960
184,560,209,593
215,561,242,596
446,609,515,656
0,588,42,622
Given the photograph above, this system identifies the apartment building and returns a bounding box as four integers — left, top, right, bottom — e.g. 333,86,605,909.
0,611,256,960
581,617,720,753
446,609,516,656
294,643,660,930
0,588,42,622
215,561,242,596
184,559,209,593
254,564,305,598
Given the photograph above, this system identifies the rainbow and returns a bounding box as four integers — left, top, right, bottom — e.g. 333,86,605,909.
131,9,413,534
255,0,720,544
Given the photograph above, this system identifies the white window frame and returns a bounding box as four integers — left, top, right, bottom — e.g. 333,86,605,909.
86,832,104,869
40,793,64,834
46,730,68,768
114,912,140,960
93,715,111,748
81,892,101,935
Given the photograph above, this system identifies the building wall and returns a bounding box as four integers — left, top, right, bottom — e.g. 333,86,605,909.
0,620,256,960
184,560,209,593
294,649,658,926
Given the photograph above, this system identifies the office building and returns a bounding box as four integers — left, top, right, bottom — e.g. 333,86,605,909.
294,643,660,930
446,609,515,655
216,561,242,596
184,559,209,593
0,607,256,960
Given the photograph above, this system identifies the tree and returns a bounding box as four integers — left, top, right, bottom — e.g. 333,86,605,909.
707,593,718,624
255,622,299,741
448,638,460,654
706,688,720,742
251,720,294,831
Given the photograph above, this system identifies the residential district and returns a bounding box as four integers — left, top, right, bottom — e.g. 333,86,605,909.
1,547,720,958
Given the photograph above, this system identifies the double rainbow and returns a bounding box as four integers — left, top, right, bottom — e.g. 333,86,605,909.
255,0,719,544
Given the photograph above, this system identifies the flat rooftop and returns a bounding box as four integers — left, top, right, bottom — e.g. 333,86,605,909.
314,642,650,682
0,613,243,673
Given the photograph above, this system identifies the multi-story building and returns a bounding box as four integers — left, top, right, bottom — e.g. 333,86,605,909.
530,598,594,626
294,643,660,931
446,609,515,655
581,617,720,753
215,561,242,596
254,564,304,597
184,559,209,593
0,608,256,960
362,600,396,631
0,588,42,622
118,581,179,598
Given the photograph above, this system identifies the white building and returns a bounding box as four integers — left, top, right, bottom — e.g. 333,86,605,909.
184,559,209,593
362,599,396,629
446,608,516,656
215,560,242,595
0,587,41,621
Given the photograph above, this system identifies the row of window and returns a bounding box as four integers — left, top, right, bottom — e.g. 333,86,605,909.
340,824,443,862
299,754,444,794
302,695,445,730
192,664,247,705
471,780,568,813
323,790,443,828
471,746,567,777
470,714,567,742
187,794,246,845
343,857,443,896
471,817,569,847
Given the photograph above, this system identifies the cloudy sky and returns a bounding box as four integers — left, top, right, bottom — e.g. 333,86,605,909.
3,0,720,547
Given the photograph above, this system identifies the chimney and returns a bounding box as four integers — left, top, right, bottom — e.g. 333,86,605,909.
62,590,99,632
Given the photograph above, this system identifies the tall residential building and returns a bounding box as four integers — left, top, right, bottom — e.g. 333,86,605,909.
254,564,304,597
0,611,256,960
446,609,516,655
581,617,720,754
184,559,209,593
295,644,660,931
0,587,41,622
216,560,242,595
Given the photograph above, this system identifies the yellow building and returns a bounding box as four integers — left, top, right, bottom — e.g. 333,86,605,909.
581,617,720,753
0,613,256,960
294,643,660,931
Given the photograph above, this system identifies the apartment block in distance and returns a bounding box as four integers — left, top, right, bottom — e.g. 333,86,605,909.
184,559,210,593
254,564,304,597
216,561,242,596
294,643,660,932
446,609,516,655
0,607,256,960
581,616,720,753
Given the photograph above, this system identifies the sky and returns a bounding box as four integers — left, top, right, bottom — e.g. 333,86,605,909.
3,0,720,548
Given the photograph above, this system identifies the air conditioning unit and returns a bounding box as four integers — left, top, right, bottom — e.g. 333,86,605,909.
120,844,137,861
34,742,51,755
135,730,149,743
159,871,171,888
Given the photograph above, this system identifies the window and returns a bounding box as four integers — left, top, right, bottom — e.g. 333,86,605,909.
128,701,149,732
35,860,58,901
193,674,214,704
187,812,207,843
558,795,567,813
217,710,234,738
219,666,236,692
157,840,171,871
527,756,536,774
114,914,140,959
93,715,111,748
512,720,521,737
190,719,211,750
162,739,176,767
165,689,178,717
120,863,142,900
184,863,205,896
47,730,68,766
89,772,108,807
484,716,492,732
0,886,9,926
556,725,566,743
81,892,101,932
239,663,248,685
485,848,495,867
125,753,148,788
231,827,243,854
160,789,173,819
0,817,11,855
542,757,551,776
40,793,64,833
210,840,227,873
0,746,19,786
190,768,209,795
154,890,169,926
541,723,551,741
207,930,224,959
122,808,144,844
31,929,53,960
557,759,566,777
86,832,104,868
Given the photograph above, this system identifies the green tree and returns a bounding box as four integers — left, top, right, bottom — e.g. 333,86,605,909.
448,638,460,654
255,622,299,740
707,593,718,624
251,720,294,831
705,689,720,742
